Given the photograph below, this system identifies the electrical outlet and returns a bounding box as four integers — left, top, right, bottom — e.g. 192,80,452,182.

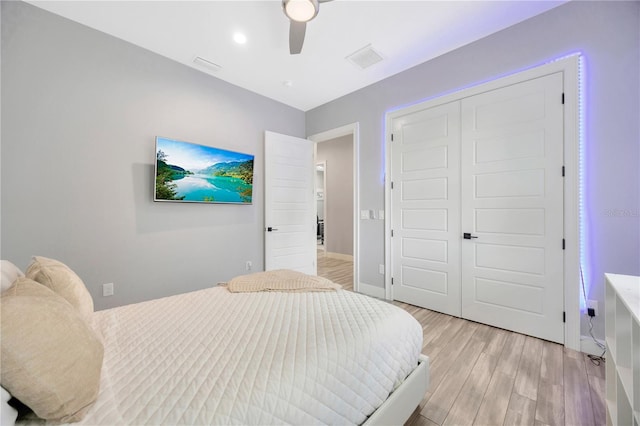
102,282,114,297
587,300,598,316
246,261,252,271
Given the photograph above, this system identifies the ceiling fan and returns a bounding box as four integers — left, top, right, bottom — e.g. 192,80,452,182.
282,0,333,55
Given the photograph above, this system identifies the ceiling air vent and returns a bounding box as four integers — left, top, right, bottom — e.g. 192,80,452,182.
346,44,384,70
193,56,222,73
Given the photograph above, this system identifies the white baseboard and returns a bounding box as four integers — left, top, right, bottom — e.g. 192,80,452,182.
326,252,354,261
357,282,385,299
580,335,606,357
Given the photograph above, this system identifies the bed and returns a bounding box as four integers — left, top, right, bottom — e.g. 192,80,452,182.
1,258,429,425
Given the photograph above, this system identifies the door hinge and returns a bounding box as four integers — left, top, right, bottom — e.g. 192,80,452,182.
562,93,565,104
391,181,394,189
562,239,566,250
562,166,565,177
391,133,394,142
391,229,394,237
563,311,566,323
391,277,394,285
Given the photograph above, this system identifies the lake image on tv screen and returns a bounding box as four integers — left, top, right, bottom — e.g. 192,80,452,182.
155,137,253,204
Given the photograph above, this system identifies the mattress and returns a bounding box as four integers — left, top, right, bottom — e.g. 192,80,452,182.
23,286,423,425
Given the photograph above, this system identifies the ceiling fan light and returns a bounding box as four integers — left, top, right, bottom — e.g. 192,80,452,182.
284,0,318,23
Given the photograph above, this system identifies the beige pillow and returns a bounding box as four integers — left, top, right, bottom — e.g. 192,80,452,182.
25,256,94,322
0,278,103,423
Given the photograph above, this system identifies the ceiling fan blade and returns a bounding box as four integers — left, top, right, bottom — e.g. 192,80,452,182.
289,21,306,55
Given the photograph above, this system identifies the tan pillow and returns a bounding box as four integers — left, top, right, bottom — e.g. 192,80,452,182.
25,256,94,322
0,278,103,423
1,260,24,293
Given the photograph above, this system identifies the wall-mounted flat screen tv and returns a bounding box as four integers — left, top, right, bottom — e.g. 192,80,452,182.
155,137,254,204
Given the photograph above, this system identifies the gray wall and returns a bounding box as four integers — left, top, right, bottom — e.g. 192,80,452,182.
306,1,640,341
1,1,304,310
316,135,353,256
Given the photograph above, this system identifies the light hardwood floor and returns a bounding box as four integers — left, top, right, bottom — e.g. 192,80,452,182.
317,250,606,426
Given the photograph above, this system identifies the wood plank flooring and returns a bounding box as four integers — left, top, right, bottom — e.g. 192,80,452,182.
317,250,606,426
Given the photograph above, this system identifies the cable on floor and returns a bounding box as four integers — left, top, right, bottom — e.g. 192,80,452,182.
580,265,607,366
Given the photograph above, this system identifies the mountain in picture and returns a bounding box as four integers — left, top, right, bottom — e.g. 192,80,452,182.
198,160,254,184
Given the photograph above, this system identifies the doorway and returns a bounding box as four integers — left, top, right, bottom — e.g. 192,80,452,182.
309,123,360,292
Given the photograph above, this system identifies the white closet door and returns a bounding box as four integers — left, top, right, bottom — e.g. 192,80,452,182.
391,101,461,317
460,72,565,343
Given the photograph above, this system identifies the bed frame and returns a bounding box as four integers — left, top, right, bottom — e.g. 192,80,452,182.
363,354,430,426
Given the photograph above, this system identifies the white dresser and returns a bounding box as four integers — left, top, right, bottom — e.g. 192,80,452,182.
605,273,640,426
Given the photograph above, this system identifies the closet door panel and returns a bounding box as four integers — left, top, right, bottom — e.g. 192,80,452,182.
391,101,462,317
460,72,565,343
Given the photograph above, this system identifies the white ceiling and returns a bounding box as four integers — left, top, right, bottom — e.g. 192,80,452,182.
28,0,566,111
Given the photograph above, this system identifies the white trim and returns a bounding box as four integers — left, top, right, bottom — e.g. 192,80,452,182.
325,252,353,262
309,123,360,293
358,281,386,299
562,56,581,352
384,116,393,301
384,55,581,350
315,160,327,254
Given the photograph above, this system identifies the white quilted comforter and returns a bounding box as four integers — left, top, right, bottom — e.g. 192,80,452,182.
27,287,423,425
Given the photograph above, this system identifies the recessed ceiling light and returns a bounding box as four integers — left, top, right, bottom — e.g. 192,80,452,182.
282,80,293,88
233,32,247,45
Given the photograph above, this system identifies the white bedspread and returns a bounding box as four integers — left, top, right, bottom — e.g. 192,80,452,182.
26,287,423,425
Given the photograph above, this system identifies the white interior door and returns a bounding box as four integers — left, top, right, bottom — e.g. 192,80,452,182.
264,131,316,274
391,101,462,317
460,72,565,343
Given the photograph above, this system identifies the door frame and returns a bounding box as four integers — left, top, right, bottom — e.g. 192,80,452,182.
316,160,327,253
309,122,360,292
384,55,581,350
